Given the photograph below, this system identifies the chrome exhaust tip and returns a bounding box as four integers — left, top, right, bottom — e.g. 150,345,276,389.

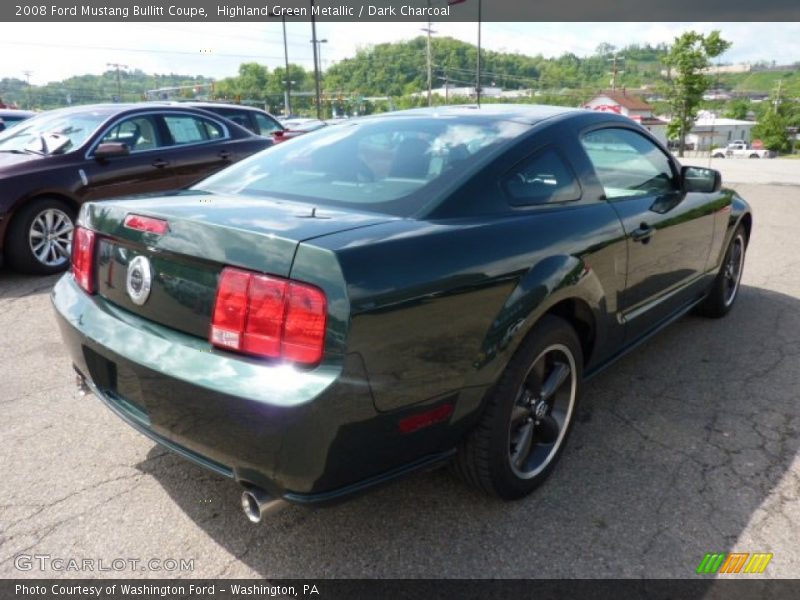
241,488,285,523
76,373,90,397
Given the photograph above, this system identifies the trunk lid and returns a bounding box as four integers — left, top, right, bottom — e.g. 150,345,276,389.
83,190,391,339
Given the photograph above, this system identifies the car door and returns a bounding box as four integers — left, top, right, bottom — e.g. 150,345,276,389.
81,114,180,200
580,127,715,342
160,112,234,188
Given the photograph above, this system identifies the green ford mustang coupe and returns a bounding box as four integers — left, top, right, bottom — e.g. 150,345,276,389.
53,105,751,522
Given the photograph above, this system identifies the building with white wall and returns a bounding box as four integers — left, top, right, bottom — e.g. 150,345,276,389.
686,113,758,150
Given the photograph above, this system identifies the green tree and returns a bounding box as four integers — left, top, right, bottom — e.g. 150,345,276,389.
752,90,793,153
661,31,732,156
725,98,751,120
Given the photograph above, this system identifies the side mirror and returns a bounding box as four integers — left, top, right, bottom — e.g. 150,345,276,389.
682,166,721,193
94,142,130,159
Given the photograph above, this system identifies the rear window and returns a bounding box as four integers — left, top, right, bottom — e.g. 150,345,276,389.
195,117,528,217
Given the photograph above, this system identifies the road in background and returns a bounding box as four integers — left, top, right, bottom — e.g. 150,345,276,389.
0,174,798,577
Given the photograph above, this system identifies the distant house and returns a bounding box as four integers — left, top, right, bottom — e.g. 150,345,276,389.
686,113,758,150
582,90,669,145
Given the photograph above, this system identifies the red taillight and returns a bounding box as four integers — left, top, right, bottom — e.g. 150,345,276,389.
71,226,96,294
124,214,169,235
210,267,327,366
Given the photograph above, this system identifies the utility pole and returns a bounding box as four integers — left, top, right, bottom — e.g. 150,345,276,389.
421,19,436,106
22,70,33,108
310,1,322,119
281,16,292,116
608,54,624,91
774,79,783,113
107,63,128,101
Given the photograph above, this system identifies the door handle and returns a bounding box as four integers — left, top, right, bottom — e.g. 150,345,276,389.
219,150,232,160
151,159,170,168
631,223,655,243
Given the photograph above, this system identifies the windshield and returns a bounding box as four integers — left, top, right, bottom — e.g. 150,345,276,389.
0,109,109,155
195,116,528,216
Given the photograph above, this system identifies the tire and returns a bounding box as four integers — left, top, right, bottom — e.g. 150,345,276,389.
695,225,747,318
453,315,583,500
749,154,760,159
5,198,76,275
712,154,724,159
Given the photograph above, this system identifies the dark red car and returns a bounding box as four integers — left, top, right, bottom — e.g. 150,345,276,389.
0,103,272,274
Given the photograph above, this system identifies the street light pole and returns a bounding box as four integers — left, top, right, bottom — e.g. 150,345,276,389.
281,16,292,116
310,38,328,118
476,0,482,106
315,39,328,74
310,1,322,119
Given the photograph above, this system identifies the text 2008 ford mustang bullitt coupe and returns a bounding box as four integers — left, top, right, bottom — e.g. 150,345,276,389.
53,105,751,522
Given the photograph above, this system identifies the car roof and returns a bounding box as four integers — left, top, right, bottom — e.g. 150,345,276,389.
0,109,36,117
32,102,248,118
385,104,583,124
185,102,264,112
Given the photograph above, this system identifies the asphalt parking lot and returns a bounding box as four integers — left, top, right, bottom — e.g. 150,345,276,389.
1,161,799,579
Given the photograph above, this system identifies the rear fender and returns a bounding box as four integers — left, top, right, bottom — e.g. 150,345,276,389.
467,254,605,391
709,191,752,272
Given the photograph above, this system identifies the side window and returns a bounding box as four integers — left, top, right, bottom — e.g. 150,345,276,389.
99,116,161,152
581,128,676,201
163,115,224,145
254,113,282,135
218,109,256,134
502,148,581,205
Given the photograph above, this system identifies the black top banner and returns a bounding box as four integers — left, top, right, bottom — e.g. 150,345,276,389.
3,0,800,22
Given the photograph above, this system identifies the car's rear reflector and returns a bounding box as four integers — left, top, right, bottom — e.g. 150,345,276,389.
398,403,455,434
124,214,169,235
211,267,327,366
71,226,96,294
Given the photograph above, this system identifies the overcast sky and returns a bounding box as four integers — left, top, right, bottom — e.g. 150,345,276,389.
1,22,797,85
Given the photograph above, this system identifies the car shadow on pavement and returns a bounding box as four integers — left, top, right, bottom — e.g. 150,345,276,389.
0,268,61,300
140,283,799,577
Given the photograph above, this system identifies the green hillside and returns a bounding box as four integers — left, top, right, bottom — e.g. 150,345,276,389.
0,70,214,109
1,36,796,119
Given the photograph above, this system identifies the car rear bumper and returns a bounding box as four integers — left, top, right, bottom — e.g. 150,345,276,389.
51,273,430,502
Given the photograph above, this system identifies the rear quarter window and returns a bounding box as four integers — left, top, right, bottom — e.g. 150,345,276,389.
502,148,581,206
